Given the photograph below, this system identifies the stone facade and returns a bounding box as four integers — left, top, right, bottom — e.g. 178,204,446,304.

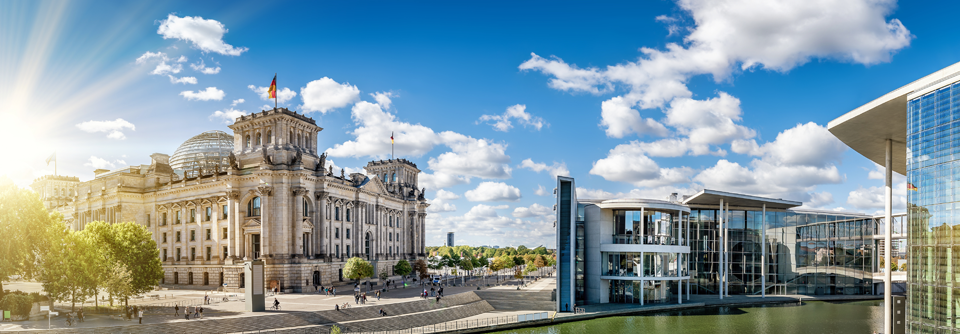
34,107,429,292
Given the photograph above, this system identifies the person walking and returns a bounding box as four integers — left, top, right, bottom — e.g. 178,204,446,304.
78,308,84,322
333,287,337,296
138,308,144,324
335,304,340,311
184,306,190,320
199,306,203,319
175,304,180,317
376,290,381,301
194,305,200,319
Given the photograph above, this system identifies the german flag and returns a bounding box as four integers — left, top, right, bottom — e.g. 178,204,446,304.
268,74,277,99
908,183,918,191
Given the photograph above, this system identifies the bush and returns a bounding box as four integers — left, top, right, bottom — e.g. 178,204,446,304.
1,294,33,317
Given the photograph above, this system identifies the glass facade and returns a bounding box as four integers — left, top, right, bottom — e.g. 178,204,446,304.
689,209,873,296
612,210,685,245
907,84,960,332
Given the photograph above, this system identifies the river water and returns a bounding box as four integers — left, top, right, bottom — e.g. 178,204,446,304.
493,300,884,334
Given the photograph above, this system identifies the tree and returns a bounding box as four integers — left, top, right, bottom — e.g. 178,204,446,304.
489,258,504,283
84,221,164,306
0,294,32,318
533,246,548,255
40,228,98,311
394,259,413,277
379,271,389,281
0,178,62,294
343,257,374,284
517,245,529,254
534,255,547,276
458,257,474,285
104,263,135,306
414,259,429,281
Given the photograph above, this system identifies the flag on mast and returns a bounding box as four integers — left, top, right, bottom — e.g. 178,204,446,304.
268,75,277,99
45,152,56,166
391,132,394,144
908,183,918,191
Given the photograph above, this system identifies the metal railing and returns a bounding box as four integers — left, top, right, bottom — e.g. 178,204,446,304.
348,312,552,334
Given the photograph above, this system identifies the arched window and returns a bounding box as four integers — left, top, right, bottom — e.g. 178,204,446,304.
382,174,387,182
392,173,397,183
256,133,262,146
289,131,293,144
245,135,251,148
297,133,302,146
302,197,309,217
248,197,261,216
267,130,272,144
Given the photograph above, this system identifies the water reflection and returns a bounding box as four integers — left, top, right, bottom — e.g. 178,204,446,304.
493,301,883,334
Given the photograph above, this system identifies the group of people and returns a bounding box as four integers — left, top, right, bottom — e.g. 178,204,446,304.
318,285,337,296
354,292,369,305
173,304,203,320
124,306,144,324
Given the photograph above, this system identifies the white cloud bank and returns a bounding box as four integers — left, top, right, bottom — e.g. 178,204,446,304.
300,77,360,113
76,118,135,140
478,104,546,132
157,14,248,56
180,87,225,101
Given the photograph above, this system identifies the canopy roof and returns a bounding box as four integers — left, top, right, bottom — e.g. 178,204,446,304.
682,189,801,210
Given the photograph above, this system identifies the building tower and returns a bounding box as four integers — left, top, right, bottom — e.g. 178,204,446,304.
228,107,324,169
447,232,455,247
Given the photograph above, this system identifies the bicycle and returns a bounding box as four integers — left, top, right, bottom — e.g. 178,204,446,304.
271,304,281,310
65,315,75,327
222,296,230,302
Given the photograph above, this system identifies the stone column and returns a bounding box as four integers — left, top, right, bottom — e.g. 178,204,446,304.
316,191,327,259
228,190,241,260
257,185,273,257
293,187,308,258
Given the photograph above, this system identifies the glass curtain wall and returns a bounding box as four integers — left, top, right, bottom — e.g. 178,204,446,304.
906,83,960,332
689,209,872,296
613,210,685,245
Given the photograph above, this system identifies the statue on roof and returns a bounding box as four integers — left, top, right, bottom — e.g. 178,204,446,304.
228,152,241,170
317,152,327,172
292,150,302,165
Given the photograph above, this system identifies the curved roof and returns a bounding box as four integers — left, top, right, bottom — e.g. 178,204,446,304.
828,61,960,176
594,198,690,212
170,130,234,178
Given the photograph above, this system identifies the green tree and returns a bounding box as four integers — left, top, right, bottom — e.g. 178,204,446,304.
40,229,99,311
104,262,135,306
534,255,547,276
394,259,412,277
517,245,529,254
84,221,163,306
343,257,374,283
379,271,389,281
0,178,62,294
533,246,548,255
499,255,516,270
0,294,33,318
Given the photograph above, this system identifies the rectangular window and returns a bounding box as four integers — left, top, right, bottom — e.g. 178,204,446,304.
206,229,211,240
176,248,181,261
222,227,228,239
163,233,167,243
222,205,228,219
347,245,351,257
336,207,340,221
206,247,211,261
176,211,181,224
346,228,351,239
205,207,212,221
163,249,167,261
191,247,196,261
191,230,196,241
190,209,196,223
389,233,392,241
176,231,181,242
336,245,340,257
335,228,340,239
147,214,151,227
347,208,351,222
389,216,393,227
222,246,228,259
162,212,167,225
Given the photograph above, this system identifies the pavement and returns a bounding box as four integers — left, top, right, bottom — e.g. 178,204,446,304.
0,272,553,333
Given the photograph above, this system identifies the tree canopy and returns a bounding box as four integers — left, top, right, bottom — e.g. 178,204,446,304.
343,257,373,281
394,259,413,277
0,178,63,294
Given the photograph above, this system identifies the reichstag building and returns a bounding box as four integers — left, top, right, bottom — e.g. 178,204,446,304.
31,107,429,291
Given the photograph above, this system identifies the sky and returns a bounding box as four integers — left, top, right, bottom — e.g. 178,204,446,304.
2,0,957,249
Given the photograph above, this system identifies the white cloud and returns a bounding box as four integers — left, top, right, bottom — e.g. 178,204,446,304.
427,197,457,213
867,163,907,182
177,55,187,63
426,204,555,248
519,159,569,179
327,101,443,158
136,51,165,64
248,85,296,104
300,77,361,113
477,104,547,132
209,108,247,124
418,173,469,190
157,14,248,56
520,0,911,147
465,182,522,202
76,118,135,140
325,159,365,176
370,92,395,110
180,87,225,101
168,75,197,84
429,132,512,180
190,60,221,74
535,185,550,196
231,98,245,106
435,189,461,200
803,191,835,209
136,51,184,77
84,156,116,170
151,61,182,75
589,141,696,187
512,203,552,218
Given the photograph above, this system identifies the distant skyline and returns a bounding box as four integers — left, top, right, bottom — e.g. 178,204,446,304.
3,0,956,248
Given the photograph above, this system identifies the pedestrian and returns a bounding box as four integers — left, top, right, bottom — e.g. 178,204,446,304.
333,287,337,296
194,306,200,319
436,295,440,303
138,308,143,324
185,306,190,320
376,290,381,301
379,308,384,316
175,304,180,316
335,304,340,311
78,308,84,322
199,306,203,319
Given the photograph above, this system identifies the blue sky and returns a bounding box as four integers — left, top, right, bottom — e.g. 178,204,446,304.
2,0,957,248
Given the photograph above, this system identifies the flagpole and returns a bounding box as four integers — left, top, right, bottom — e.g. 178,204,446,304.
274,73,278,110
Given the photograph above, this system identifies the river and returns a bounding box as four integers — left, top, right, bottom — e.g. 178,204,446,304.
493,300,884,334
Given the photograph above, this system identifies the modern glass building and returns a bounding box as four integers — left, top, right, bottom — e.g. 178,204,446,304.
556,177,901,311
829,61,960,333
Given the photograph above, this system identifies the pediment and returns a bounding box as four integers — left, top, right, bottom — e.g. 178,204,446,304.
302,218,314,229
243,218,261,228
363,176,390,195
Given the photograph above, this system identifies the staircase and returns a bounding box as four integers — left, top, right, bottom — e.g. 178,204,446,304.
474,290,554,311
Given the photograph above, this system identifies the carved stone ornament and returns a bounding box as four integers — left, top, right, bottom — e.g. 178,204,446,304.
228,152,241,170
317,153,326,171
292,150,302,165
261,148,273,165
292,186,308,196
314,190,327,201
328,166,333,176
257,185,273,196
228,190,241,200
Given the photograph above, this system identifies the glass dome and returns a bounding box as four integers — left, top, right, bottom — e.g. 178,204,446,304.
170,130,234,178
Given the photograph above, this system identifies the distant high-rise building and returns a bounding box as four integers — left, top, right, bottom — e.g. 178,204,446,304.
447,232,455,247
